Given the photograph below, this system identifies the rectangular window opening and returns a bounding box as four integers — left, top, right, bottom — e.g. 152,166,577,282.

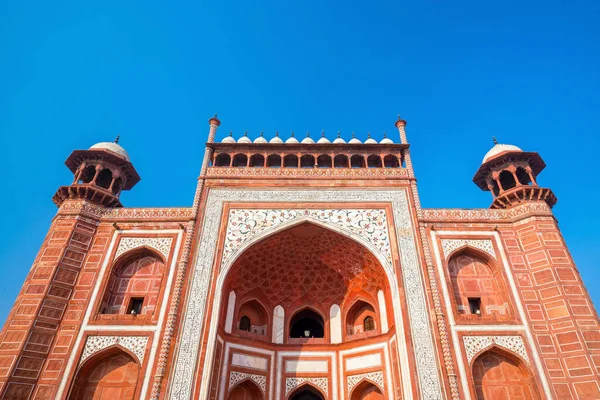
468,297,482,315
127,297,144,315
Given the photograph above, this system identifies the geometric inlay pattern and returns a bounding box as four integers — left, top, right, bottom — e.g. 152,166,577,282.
224,209,391,265
285,377,328,395
441,239,496,260
114,237,173,260
226,223,387,307
347,371,384,393
168,189,442,400
228,371,266,393
463,335,529,364
79,335,149,365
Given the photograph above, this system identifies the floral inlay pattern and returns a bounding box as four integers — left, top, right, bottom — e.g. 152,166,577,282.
463,335,529,364
285,377,328,395
228,371,266,393
441,239,496,259
347,371,384,393
223,209,391,265
80,335,149,365
115,237,173,260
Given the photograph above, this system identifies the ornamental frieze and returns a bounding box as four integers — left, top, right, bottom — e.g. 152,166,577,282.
80,335,149,365
463,335,529,364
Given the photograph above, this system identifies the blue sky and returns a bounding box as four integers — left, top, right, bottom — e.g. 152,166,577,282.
0,1,599,322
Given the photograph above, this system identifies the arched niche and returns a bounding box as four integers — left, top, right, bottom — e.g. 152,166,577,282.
235,298,269,339
344,298,379,340
288,384,325,400
499,170,516,191
68,347,140,400
98,249,166,320
447,249,512,320
229,379,263,400
215,153,231,167
350,380,384,400
472,347,540,399
289,307,325,339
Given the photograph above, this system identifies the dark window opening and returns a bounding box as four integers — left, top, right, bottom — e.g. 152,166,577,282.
290,386,324,400
79,165,97,184
300,155,315,168
350,155,365,168
232,154,248,167
516,167,531,185
363,316,375,331
290,309,324,338
127,297,144,315
367,155,382,168
267,154,281,168
468,298,482,315
239,315,251,331
499,170,516,191
383,154,400,168
96,169,113,189
334,154,349,168
490,179,500,196
214,153,231,167
316,154,332,168
284,154,298,168
249,154,265,167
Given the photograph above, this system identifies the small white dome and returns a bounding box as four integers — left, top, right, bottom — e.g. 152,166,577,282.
238,131,251,143
270,133,283,143
286,133,299,144
222,132,235,143
380,134,393,144
317,132,330,144
364,133,377,144
349,133,361,144
254,132,267,144
482,143,522,163
90,141,130,161
301,133,314,144
333,132,346,144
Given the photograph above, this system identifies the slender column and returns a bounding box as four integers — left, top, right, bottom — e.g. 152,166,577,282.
526,166,537,185
150,115,220,399
90,164,102,184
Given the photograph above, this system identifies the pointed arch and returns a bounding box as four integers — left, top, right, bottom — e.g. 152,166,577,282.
288,383,326,400
229,378,263,400
350,379,384,400
69,347,140,400
472,347,540,399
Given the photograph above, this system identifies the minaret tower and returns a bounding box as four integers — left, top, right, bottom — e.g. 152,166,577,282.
473,138,557,209
52,137,140,207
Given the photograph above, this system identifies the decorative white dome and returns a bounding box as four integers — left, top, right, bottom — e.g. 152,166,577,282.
222,132,236,143
333,132,346,144
254,131,267,144
364,133,377,144
317,131,330,144
301,133,314,144
238,131,251,144
380,133,393,144
90,141,130,161
270,132,283,144
286,133,299,144
349,133,361,144
482,143,522,163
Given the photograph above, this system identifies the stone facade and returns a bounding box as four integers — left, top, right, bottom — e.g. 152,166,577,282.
0,116,597,399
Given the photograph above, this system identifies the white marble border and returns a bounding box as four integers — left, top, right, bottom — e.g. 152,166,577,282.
168,189,443,399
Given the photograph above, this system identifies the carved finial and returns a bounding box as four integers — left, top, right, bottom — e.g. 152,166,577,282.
275,131,279,137
244,130,248,137
321,129,325,137
114,135,120,144
291,131,295,137
228,131,233,137
368,132,371,138
214,113,218,118
306,131,310,137
260,130,264,137
493,136,498,145
352,132,356,138
397,114,401,120
337,131,341,138
383,132,387,138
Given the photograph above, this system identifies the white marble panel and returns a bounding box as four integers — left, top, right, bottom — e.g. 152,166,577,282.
231,353,268,371
285,360,329,373
346,353,382,371
377,290,388,333
330,304,342,344
272,305,284,344
224,291,236,334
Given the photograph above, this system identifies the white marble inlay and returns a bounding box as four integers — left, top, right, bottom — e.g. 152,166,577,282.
441,239,496,259
114,237,173,260
231,353,268,371
285,360,328,373
80,335,148,365
330,304,342,344
272,305,284,344
346,353,382,371
463,335,529,364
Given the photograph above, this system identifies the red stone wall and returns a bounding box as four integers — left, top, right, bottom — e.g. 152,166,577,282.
501,218,600,399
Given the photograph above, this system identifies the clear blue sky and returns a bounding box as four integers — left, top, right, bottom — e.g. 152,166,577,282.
0,1,599,322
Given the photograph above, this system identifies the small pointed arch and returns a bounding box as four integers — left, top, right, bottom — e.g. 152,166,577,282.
79,164,97,183
288,383,326,400
69,346,140,400
98,247,166,317
235,297,270,337
249,153,265,167
472,346,540,400
499,169,516,191
289,306,325,339
334,154,349,168
316,154,332,168
447,248,512,318
112,177,123,194
232,153,248,167
516,166,532,185
283,154,298,168
350,154,365,168
300,154,315,168
267,154,281,168
344,296,378,338
367,154,382,168
350,379,384,400
383,154,400,168
215,153,231,167
96,168,113,189
444,244,497,267
228,378,264,400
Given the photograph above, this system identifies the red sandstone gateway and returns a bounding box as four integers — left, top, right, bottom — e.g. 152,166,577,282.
0,115,598,399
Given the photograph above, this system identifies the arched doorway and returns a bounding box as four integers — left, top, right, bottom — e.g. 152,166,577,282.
69,348,139,399
290,308,324,338
289,385,325,400
472,348,540,399
351,380,384,400
229,380,263,400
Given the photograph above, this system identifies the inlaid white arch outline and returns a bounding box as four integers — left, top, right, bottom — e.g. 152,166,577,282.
348,374,385,397
468,341,530,366
199,215,412,400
